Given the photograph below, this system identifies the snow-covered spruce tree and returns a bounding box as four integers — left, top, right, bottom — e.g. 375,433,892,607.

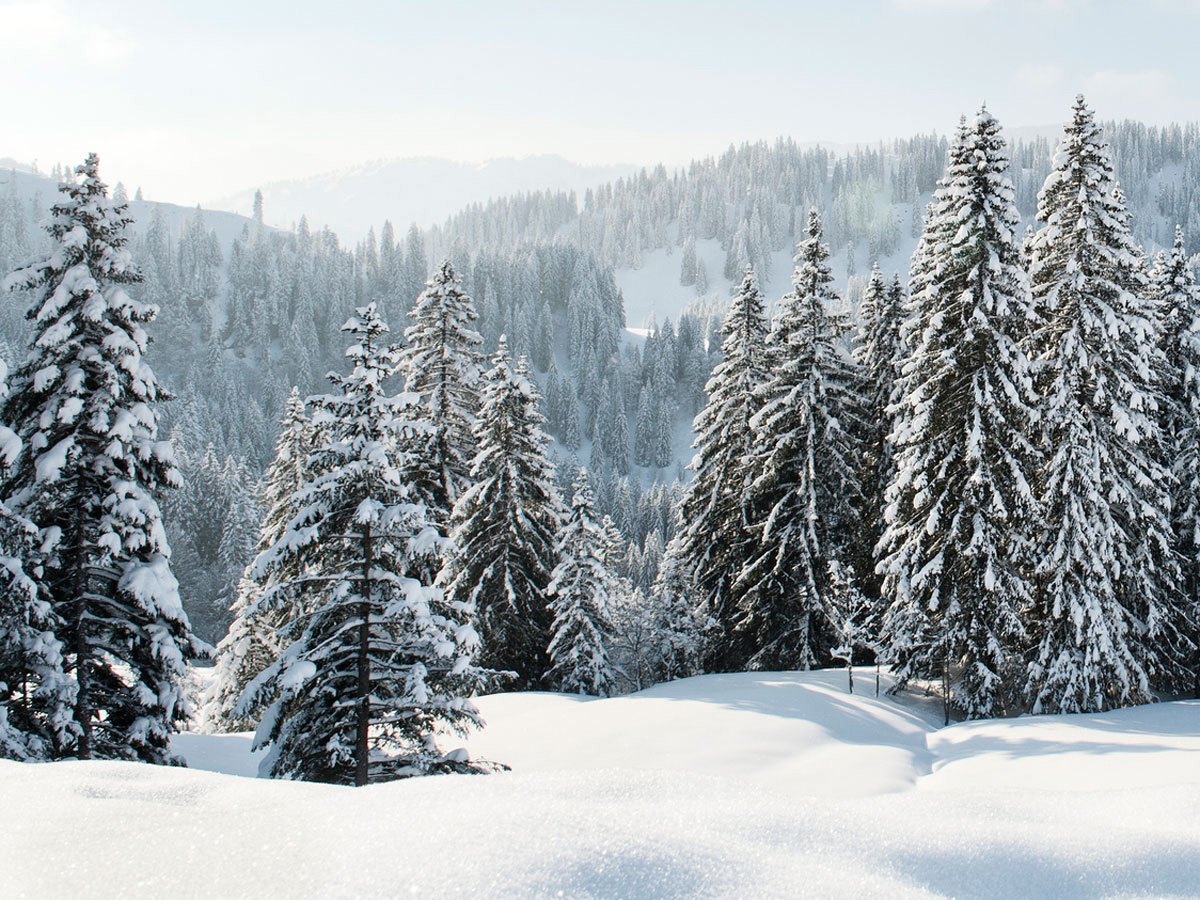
203,387,311,732
443,338,562,690
240,304,490,785
546,468,615,696
398,259,483,524
648,536,710,683
1027,96,1185,713
673,269,768,672
853,265,905,598
735,211,864,671
1153,226,1200,690
878,108,1040,720
0,358,74,760
2,154,201,762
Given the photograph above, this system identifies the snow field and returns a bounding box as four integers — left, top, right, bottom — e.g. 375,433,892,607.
4,668,1200,898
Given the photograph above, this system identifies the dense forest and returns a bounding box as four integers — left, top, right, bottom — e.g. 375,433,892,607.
2,98,1199,781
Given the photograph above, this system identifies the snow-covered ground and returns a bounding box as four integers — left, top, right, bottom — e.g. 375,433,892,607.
3,669,1200,898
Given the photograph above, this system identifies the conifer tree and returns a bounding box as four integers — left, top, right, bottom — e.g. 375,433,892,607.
1154,226,1200,688
398,259,484,523
854,265,905,597
561,384,582,451
443,338,563,689
204,388,310,732
546,468,615,696
736,211,864,671
680,235,697,286
652,393,674,470
1027,97,1184,713
878,108,1040,719
0,359,73,759
633,385,655,468
240,304,489,784
648,538,710,682
674,269,768,671
2,154,200,762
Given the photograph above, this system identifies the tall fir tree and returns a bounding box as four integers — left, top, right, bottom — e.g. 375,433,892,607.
442,338,563,689
2,154,200,762
1153,226,1200,689
546,468,615,696
1026,96,1184,713
398,259,484,524
878,108,1040,720
854,265,905,600
239,304,490,784
0,358,73,759
648,538,710,682
203,388,311,732
735,211,864,671
673,269,768,671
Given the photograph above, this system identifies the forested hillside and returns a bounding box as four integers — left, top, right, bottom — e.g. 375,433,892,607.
1,116,1197,649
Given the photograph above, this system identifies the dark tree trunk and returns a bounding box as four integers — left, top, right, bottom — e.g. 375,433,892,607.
942,654,951,727
71,492,92,760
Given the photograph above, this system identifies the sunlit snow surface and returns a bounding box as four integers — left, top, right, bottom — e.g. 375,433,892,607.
3,669,1200,898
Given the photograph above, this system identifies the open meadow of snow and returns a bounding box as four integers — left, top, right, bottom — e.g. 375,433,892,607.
615,216,920,332
3,669,1199,899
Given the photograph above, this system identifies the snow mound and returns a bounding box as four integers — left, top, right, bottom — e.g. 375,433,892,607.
465,670,937,798
3,670,1200,899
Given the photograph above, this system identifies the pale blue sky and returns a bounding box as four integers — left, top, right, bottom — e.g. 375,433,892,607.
3,0,1198,204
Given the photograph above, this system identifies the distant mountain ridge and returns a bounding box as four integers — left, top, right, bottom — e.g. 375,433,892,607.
210,155,639,243
1,164,258,256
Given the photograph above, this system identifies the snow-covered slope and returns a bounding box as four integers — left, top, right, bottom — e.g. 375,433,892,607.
3,166,257,256
615,231,920,331
4,670,1199,899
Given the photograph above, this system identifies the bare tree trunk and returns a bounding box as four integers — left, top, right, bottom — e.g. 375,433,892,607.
942,654,951,727
72,492,92,759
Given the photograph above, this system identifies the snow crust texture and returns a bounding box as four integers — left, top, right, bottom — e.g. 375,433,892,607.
4,668,1199,899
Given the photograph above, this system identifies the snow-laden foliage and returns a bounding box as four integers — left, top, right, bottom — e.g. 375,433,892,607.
442,338,563,690
398,259,484,523
202,388,310,732
165,442,259,643
1027,97,1186,713
546,469,615,696
879,109,1040,719
0,357,74,760
854,266,906,599
735,211,864,671
673,269,769,671
1152,226,1200,684
238,304,490,784
646,536,711,683
2,154,201,763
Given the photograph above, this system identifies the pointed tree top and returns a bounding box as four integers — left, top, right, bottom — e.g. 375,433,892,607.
342,301,390,337
805,207,823,237
436,258,458,281
77,152,101,182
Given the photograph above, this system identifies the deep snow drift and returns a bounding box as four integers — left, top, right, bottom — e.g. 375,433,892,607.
3,669,1200,899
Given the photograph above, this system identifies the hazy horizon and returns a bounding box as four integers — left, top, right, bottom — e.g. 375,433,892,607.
5,0,1200,206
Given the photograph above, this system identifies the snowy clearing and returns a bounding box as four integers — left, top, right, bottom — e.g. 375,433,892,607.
3,669,1199,899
